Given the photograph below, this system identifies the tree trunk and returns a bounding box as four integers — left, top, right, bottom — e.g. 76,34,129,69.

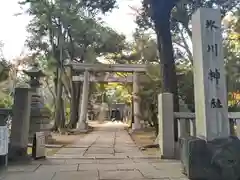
51,70,58,131
53,68,64,131
155,17,179,105
68,81,81,128
150,0,180,141
60,97,66,129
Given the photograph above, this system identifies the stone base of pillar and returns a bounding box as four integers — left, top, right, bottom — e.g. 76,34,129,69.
132,122,142,131
8,145,32,162
73,121,88,134
77,121,88,130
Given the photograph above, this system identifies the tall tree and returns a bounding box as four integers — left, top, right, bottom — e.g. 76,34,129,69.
139,0,180,141
136,0,240,64
19,0,125,130
134,0,239,140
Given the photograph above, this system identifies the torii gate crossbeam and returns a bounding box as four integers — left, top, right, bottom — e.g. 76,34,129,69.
69,63,149,72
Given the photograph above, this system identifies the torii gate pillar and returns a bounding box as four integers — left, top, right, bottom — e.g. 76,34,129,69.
132,72,142,130
77,70,89,130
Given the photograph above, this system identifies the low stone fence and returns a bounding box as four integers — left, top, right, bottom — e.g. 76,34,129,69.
174,112,240,138
157,93,240,159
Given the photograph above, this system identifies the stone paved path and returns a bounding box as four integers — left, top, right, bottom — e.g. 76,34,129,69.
0,122,187,180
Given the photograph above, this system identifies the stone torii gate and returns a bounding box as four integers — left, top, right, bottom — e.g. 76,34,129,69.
69,63,149,131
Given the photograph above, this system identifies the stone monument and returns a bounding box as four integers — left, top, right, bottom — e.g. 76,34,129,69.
23,63,52,143
180,8,240,180
8,88,31,161
192,8,229,140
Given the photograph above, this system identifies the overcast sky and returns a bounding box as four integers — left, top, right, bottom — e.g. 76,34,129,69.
0,0,141,61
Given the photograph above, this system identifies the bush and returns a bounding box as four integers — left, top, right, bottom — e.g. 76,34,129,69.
0,95,13,108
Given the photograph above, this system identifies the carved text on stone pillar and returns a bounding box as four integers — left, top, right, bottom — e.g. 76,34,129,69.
205,20,219,31
208,68,220,85
210,98,223,108
207,44,218,56
205,18,222,109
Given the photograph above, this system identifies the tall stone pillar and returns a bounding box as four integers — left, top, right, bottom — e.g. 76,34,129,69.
9,88,31,161
78,70,89,130
158,93,175,159
132,72,141,130
98,83,108,122
192,8,229,140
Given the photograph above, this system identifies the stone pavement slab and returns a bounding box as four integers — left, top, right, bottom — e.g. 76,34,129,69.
139,168,185,179
7,164,40,172
99,170,144,179
65,144,90,148
31,159,66,165
56,147,87,154
2,172,55,180
116,162,146,170
151,161,182,170
1,122,187,180
52,171,98,180
35,164,78,172
78,163,118,171
86,147,114,154
65,159,98,164
97,159,134,164
85,154,115,158
51,154,87,158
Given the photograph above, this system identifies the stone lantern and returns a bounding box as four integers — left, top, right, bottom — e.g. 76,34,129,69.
23,63,52,143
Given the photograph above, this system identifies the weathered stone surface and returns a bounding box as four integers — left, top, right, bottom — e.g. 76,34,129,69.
29,92,52,143
207,136,240,180
66,144,90,148
86,147,114,154
56,148,87,154
116,163,138,170
52,171,98,180
99,170,143,179
24,63,52,143
65,159,97,164
97,159,134,164
179,136,209,179
78,163,118,171
85,154,115,158
114,153,129,158
35,165,78,172
192,7,229,141
140,168,184,179
180,136,240,180
91,144,113,148
2,172,55,180
8,88,31,161
7,165,40,172
151,161,182,170
3,122,187,180
31,159,65,165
